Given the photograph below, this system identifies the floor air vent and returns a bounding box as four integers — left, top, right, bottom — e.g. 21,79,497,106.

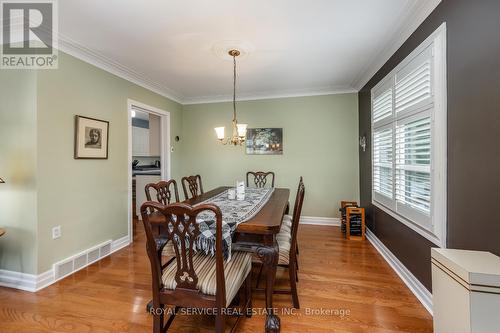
100,243,111,257
74,253,87,271
88,249,100,264
53,240,112,281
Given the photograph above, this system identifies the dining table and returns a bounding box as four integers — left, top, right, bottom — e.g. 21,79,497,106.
146,186,289,333
185,186,289,333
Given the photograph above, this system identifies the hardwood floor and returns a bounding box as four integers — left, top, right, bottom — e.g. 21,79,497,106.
0,225,433,332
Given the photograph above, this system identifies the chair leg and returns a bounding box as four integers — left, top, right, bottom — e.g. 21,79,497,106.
295,264,299,282
245,273,253,318
215,312,226,333
295,257,299,282
255,263,264,288
164,306,179,332
289,263,300,309
294,248,299,281
152,304,165,333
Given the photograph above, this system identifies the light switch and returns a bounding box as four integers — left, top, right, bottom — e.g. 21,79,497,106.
52,226,61,239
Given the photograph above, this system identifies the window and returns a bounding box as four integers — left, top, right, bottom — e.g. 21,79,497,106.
371,23,447,247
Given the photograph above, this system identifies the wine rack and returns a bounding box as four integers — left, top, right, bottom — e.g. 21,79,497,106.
346,207,365,241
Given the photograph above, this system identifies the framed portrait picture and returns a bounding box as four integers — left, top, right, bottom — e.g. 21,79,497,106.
246,128,283,155
74,115,109,159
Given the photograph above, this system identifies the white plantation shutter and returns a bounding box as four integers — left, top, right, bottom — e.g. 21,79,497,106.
370,24,447,246
373,88,393,123
373,128,393,200
395,115,432,222
395,46,433,115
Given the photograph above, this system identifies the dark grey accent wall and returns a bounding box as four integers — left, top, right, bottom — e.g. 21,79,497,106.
359,0,500,291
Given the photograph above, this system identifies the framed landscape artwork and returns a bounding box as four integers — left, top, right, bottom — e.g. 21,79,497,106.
74,115,109,159
246,128,283,155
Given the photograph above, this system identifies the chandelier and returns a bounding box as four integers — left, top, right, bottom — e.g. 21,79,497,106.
214,49,248,145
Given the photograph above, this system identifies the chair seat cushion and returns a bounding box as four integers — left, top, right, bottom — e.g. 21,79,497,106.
282,215,292,227
278,215,293,264
279,225,291,237
277,236,291,265
277,229,291,242
161,251,252,307
253,216,292,264
278,216,292,241
162,243,176,257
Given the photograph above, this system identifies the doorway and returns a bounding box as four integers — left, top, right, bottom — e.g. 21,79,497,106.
127,99,171,243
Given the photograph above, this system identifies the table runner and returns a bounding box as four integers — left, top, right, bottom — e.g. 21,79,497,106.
193,187,274,259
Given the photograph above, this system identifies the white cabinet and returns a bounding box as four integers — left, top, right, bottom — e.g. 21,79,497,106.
132,114,160,157
432,248,500,333
149,114,161,156
132,126,150,156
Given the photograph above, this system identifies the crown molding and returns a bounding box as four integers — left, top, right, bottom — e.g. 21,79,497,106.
53,0,439,105
351,0,442,91
183,86,357,105
57,33,184,104
56,34,356,105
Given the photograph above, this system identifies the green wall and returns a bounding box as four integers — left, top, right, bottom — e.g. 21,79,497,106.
0,70,38,274
35,53,183,273
0,52,183,275
181,94,359,218
1,52,360,277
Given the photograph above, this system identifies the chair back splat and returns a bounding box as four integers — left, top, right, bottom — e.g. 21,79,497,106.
181,175,204,200
141,201,252,333
246,171,275,188
141,202,226,305
145,179,180,205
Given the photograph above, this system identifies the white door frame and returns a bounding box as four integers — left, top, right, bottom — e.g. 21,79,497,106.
127,99,171,243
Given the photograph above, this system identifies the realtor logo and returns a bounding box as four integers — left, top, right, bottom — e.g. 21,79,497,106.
1,0,58,69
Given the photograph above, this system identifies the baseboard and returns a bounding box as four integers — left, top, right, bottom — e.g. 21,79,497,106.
295,215,341,226
111,235,131,253
0,234,131,292
36,269,56,290
0,270,35,292
366,229,433,315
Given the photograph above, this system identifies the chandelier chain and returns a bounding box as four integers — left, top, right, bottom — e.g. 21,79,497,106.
233,53,237,122
214,49,246,146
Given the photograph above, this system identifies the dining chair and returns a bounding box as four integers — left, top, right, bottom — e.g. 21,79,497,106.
145,179,180,205
255,176,305,309
181,175,204,200
141,201,253,333
145,179,180,258
247,171,288,222
246,171,275,188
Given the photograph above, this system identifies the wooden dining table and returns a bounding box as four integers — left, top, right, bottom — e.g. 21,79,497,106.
184,186,289,333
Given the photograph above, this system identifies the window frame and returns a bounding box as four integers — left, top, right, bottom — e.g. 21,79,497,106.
370,23,447,247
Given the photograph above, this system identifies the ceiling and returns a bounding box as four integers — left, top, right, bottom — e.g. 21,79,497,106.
58,0,441,104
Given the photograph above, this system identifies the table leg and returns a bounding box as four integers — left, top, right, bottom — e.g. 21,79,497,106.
257,243,280,333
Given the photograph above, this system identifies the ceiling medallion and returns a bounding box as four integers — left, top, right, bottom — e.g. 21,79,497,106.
211,40,254,61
